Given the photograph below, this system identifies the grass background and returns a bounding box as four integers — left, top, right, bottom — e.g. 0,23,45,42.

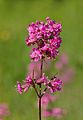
0,0,83,120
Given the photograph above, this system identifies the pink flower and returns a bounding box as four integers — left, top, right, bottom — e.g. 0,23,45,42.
51,108,65,119
30,48,42,62
42,110,51,117
36,73,48,85
17,75,33,94
48,77,62,93
41,93,56,109
41,43,59,59
22,75,32,92
42,108,65,119
17,81,22,94
26,36,36,46
0,103,10,119
26,17,62,61
50,37,62,48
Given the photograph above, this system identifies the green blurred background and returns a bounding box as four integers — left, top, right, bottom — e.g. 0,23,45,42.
0,0,83,120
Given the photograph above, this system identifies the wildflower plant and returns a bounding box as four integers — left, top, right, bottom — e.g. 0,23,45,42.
17,17,62,120
0,103,10,120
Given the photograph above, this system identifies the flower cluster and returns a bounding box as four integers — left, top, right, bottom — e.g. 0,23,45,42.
17,17,62,94
17,73,62,94
0,103,10,120
26,17,62,61
16,17,63,120
48,77,62,93
43,108,65,119
17,75,33,94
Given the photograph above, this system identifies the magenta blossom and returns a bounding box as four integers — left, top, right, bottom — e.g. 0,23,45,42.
26,17,62,61
17,75,62,94
30,48,43,62
22,75,32,92
0,103,10,119
36,73,48,85
43,108,65,119
51,108,65,119
16,17,63,120
17,81,22,94
17,75,33,94
17,17,62,94
48,77,62,93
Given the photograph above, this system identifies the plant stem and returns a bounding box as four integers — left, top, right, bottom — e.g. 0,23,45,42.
39,96,41,120
41,87,47,97
32,69,39,97
39,59,43,120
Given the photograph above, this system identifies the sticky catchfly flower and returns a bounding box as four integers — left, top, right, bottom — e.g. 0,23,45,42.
26,17,62,61
16,17,63,120
48,77,62,93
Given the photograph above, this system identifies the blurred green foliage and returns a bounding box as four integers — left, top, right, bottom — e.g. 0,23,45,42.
0,0,83,120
